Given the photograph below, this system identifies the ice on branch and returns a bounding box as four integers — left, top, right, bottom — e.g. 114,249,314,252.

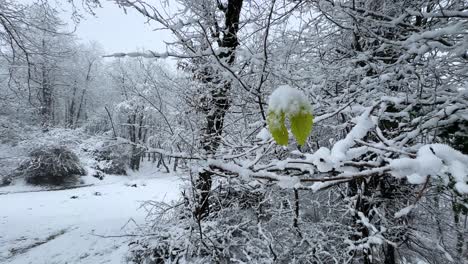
267,85,314,146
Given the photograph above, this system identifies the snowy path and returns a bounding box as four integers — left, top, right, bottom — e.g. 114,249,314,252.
0,173,182,264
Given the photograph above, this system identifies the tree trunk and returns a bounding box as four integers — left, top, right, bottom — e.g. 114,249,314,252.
40,65,53,128
129,111,146,171
39,38,54,129
194,0,244,220
384,243,396,264
67,82,77,127
74,88,86,128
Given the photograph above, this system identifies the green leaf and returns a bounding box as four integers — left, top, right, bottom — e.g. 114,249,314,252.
267,85,314,146
267,111,288,146
290,109,314,146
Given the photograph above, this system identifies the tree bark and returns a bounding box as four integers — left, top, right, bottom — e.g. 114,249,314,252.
195,0,244,220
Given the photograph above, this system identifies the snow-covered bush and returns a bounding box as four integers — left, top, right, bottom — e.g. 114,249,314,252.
17,146,85,185
0,175,12,186
92,143,129,175
128,184,354,263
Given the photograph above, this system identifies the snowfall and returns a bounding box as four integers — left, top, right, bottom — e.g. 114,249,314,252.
0,162,183,264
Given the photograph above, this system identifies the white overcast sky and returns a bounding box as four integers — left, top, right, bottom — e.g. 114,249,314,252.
19,0,174,55
70,1,174,54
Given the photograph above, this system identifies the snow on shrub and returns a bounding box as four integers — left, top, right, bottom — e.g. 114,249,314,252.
267,85,314,146
92,142,129,175
17,146,85,185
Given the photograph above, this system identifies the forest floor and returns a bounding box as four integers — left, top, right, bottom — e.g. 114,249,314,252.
0,162,183,264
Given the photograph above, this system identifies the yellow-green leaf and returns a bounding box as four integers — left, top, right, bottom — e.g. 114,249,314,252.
290,109,314,146
267,111,288,146
267,85,314,146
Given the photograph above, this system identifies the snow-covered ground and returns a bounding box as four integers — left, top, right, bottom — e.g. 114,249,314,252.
0,163,183,264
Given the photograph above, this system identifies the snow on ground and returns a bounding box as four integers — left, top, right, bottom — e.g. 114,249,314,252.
0,162,183,264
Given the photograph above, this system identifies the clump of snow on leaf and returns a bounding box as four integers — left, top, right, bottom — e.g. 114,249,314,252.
267,85,313,146
268,85,312,115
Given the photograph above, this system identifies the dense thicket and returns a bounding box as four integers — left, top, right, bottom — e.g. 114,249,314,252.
106,1,467,263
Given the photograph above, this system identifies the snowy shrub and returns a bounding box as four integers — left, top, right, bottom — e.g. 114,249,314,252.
17,146,85,185
128,184,354,264
209,185,267,213
92,143,129,175
1,175,12,186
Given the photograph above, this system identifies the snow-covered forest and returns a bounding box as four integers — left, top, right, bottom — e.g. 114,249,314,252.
0,0,467,263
